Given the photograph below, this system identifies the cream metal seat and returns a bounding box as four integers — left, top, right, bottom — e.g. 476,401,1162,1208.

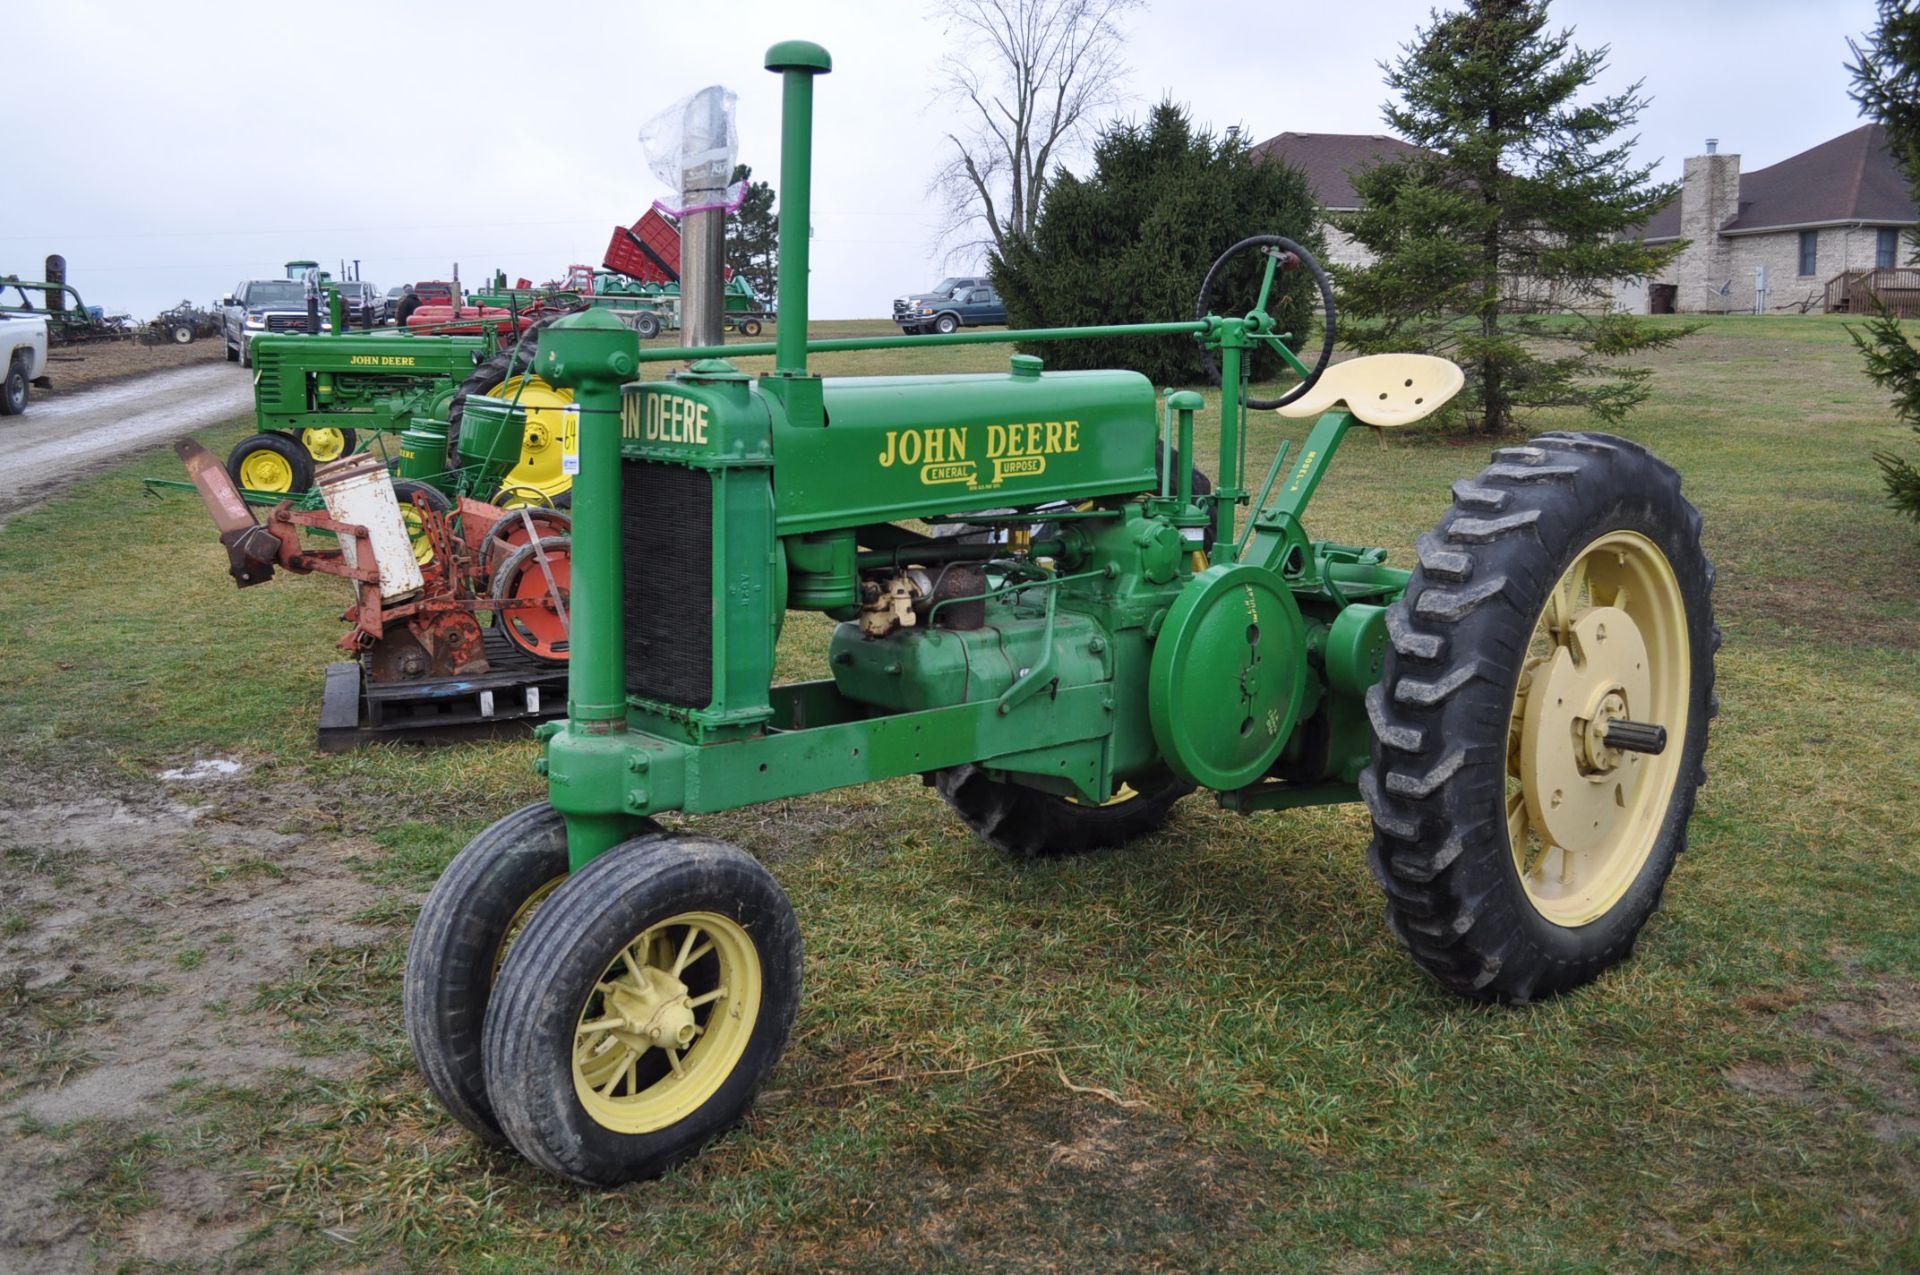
1275,353,1464,427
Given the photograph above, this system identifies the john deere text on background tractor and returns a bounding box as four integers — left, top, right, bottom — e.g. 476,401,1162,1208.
400,40,1718,1186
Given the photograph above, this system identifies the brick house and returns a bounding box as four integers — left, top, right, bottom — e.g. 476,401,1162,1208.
1620,125,1918,315
1249,132,1428,267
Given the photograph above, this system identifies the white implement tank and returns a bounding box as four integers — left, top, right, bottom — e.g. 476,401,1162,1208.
315,454,425,601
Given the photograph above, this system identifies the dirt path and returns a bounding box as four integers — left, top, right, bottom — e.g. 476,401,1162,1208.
0,361,252,521
0,766,393,1271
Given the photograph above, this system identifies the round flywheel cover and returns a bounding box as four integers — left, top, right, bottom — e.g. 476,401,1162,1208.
1148,563,1307,790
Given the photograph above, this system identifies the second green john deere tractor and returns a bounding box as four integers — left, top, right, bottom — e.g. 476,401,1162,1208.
227,295,579,512
401,41,1718,1186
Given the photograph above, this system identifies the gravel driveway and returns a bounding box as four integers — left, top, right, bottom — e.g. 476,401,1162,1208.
0,361,253,520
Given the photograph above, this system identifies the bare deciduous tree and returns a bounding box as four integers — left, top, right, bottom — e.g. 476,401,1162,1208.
928,0,1142,261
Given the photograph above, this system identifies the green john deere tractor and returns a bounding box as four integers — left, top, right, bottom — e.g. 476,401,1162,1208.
229,288,581,508
402,41,1719,1186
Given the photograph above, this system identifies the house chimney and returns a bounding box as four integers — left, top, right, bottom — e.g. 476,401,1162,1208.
1676,144,1739,310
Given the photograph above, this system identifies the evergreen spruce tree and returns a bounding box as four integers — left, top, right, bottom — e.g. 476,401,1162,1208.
1337,0,1686,434
726,164,778,308
993,102,1321,387
1847,1,1920,525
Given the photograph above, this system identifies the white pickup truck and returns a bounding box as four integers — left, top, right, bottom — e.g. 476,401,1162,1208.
2,313,50,416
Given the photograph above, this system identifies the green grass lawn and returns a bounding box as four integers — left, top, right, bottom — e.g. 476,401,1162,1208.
1,316,1916,1271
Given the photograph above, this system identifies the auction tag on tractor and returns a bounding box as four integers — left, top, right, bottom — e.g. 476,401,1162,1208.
561,426,580,475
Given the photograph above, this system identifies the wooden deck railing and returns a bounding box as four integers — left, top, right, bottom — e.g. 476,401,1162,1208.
1825,267,1920,317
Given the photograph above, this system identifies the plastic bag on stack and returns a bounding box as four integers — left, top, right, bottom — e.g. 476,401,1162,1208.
638,85,746,216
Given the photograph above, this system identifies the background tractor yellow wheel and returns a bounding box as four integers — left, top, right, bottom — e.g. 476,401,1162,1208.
225,432,313,494
1362,432,1718,1004
444,316,580,507
486,374,576,507
390,480,452,565
299,426,356,464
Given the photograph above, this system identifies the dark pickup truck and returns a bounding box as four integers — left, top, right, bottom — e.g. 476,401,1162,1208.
897,283,1006,335
891,275,989,334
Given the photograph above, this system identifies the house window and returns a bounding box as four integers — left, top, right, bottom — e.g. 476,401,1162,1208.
1878,227,1901,269
1798,230,1818,276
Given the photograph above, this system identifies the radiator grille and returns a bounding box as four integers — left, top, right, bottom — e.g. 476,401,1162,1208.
622,460,713,707
252,355,282,405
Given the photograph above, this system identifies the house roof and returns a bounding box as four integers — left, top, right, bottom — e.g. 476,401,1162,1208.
1250,132,1429,210
1643,123,1917,241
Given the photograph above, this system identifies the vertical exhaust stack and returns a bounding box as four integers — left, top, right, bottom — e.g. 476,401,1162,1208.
44,254,66,313
764,41,832,380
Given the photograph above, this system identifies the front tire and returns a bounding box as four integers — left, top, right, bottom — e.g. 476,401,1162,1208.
934,314,959,335
1,356,27,416
484,833,802,1185
933,765,1194,857
405,803,593,1143
1361,432,1718,1004
226,431,313,493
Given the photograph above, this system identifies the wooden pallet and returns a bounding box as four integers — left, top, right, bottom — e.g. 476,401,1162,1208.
318,629,568,752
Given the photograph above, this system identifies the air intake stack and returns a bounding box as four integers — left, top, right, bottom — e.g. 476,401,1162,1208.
764,41,832,381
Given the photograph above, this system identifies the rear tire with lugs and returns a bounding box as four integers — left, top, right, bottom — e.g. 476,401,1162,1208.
934,765,1193,858
1361,432,1718,1004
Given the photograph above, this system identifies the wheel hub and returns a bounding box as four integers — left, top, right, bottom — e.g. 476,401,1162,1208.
607,965,700,1049
1580,690,1631,775
1521,605,1651,856
571,912,761,1136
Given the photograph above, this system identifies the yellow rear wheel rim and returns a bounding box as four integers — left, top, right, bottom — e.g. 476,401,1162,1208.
1506,530,1690,926
301,427,348,462
1067,782,1140,809
573,911,762,1135
399,504,433,564
487,375,576,505
238,449,295,492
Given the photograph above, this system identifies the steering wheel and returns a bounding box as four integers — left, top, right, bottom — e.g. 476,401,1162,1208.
1194,234,1336,410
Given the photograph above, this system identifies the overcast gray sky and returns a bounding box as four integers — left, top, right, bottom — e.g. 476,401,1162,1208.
4,0,1882,322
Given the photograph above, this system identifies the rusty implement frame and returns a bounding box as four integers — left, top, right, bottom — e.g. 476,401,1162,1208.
177,440,568,682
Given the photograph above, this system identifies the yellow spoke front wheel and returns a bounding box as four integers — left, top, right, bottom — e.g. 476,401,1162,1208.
571,911,761,1134
482,833,802,1186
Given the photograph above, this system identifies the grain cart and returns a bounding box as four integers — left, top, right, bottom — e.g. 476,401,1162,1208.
405,42,1718,1187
